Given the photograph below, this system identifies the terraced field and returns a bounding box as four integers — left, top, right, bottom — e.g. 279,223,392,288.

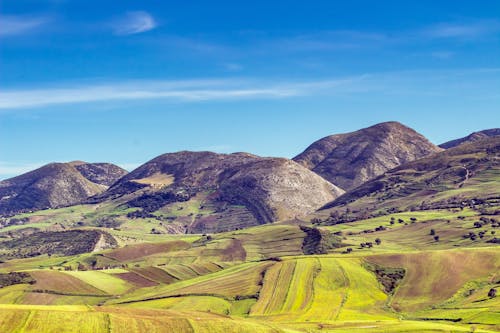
0,209,499,332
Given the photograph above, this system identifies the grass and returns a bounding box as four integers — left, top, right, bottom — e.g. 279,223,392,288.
63,271,133,295
0,305,282,333
0,204,498,332
366,248,500,312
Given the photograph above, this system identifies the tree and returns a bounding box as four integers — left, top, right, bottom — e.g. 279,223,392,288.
310,217,322,224
375,238,381,245
488,288,497,298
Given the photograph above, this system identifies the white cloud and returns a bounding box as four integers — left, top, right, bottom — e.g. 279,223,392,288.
0,78,347,109
112,11,157,35
421,20,500,39
1,69,498,110
0,15,49,37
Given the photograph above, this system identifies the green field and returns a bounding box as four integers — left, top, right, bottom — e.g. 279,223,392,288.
1,207,499,332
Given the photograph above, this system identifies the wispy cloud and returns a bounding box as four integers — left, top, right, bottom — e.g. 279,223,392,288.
1,69,499,110
258,30,390,53
430,51,455,59
421,20,500,39
111,11,157,35
0,78,359,109
0,14,50,37
223,63,243,71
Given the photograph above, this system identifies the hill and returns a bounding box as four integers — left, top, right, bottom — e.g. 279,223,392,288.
293,121,442,191
440,128,500,149
93,151,343,233
0,162,127,216
0,122,498,333
71,162,128,186
318,136,500,223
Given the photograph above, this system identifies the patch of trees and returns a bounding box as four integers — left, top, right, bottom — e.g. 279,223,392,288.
126,210,156,219
300,226,343,255
486,237,500,244
0,217,30,229
365,262,405,294
95,216,122,228
127,187,194,213
0,272,35,288
0,230,117,259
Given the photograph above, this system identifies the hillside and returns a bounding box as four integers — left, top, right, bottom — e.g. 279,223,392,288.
440,128,500,149
318,136,500,223
0,162,127,216
93,151,343,233
293,121,442,191
0,123,498,333
71,162,128,186
0,211,498,332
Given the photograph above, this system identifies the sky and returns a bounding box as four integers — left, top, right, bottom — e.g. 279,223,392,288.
1,1,500,179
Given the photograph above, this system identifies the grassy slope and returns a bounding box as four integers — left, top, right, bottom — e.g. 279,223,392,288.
0,209,499,332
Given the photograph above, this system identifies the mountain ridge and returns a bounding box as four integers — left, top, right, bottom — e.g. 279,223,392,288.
0,162,127,215
439,128,500,149
293,121,443,190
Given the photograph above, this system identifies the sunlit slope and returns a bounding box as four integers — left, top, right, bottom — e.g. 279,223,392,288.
0,305,281,333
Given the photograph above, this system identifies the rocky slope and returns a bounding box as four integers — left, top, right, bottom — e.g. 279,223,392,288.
439,128,500,149
293,121,442,191
0,162,127,215
318,136,500,223
71,161,128,186
95,151,343,231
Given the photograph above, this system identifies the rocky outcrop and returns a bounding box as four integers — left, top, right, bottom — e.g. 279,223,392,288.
0,162,127,215
95,151,344,226
294,121,442,191
439,128,500,149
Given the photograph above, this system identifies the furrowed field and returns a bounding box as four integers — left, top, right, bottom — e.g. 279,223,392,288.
0,209,499,332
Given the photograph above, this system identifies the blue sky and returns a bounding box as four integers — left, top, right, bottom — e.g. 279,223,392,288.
1,1,499,179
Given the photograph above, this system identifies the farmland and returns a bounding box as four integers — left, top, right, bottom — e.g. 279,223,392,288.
1,206,499,332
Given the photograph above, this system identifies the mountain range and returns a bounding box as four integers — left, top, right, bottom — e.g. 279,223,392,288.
1,122,499,234
0,121,499,333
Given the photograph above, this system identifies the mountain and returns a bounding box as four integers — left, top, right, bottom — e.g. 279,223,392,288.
69,161,129,186
319,136,500,222
0,162,127,215
293,121,442,191
94,151,343,233
439,128,500,149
